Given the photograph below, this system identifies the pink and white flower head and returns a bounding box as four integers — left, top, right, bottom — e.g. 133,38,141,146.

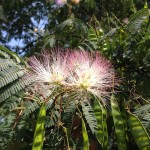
28,48,70,86
67,50,118,103
27,48,119,105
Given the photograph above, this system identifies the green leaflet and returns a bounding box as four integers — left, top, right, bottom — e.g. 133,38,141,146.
128,112,150,150
32,103,46,150
93,99,104,146
82,118,89,150
111,95,127,150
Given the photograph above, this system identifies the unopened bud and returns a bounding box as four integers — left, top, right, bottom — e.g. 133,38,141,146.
71,0,80,4
55,0,67,6
34,28,38,32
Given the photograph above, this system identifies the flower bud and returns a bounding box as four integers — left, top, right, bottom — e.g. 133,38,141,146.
34,28,38,32
55,0,67,6
71,0,80,4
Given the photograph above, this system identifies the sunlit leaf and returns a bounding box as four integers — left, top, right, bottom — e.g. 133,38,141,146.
82,118,89,150
111,95,127,150
128,112,150,150
32,103,46,150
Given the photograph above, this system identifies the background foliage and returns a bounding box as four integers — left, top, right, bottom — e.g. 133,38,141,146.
0,0,150,149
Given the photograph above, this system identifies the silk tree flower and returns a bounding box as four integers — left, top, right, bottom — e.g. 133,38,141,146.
67,50,118,104
27,48,118,105
27,49,70,86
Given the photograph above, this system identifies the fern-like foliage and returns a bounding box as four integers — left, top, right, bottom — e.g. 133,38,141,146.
46,98,54,110
45,104,60,128
126,8,149,34
0,65,25,88
0,77,33,103
0,46,37,149
81,100,97,135
0,46,33,104
23,101,39,116
62,101,77,136
2,94,23,111
63,101,76,122
134,103,150,131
